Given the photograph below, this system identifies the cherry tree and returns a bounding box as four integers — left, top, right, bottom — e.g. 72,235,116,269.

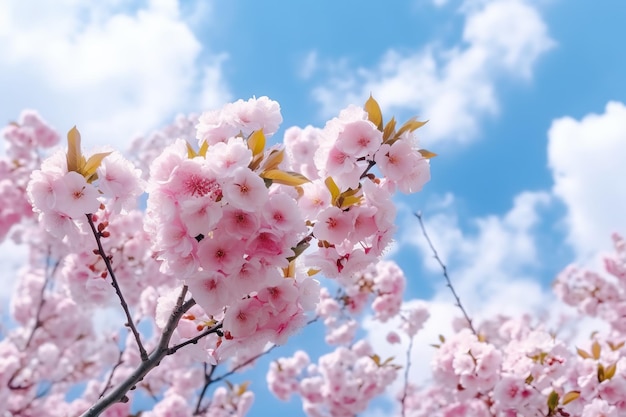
2,96,626,417
0,96,432,416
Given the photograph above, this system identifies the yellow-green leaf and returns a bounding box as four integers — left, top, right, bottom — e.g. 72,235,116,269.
248,129,266,156
339,194,362,209
592,340,601,360
608,341,625,351
382,356,395,366
370,354,381,366
186,141,198,159
261,170,310,186
562,390,580,405
325,177,340,204
66,126,83,173
307,268,320,277
364,95,383,131
598,363,605,382
418,149,438,159
547,391,559,412
605,362,617,380
383,117,397,142
577,347,591,359
262,148,285,171
198,140,209,157
396,117,428,138
83,152,112,183
438,334,445,343
236,381,250,396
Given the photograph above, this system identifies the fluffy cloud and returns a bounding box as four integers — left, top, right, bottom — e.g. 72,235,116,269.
0,0,231,149
405,191,552,313
548,101,626,260
311,0,554,145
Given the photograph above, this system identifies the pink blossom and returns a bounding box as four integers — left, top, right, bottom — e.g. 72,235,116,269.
196,236,243,274
335,119,382,158
220,206,260,239
313,206,354,244
96,151,145,213
224,298,264,338
187,271,234,315
222,167,268,211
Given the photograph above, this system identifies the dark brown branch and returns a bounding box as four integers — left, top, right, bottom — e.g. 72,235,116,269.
414,211,477,335
85,213,148,361
80,287,223,417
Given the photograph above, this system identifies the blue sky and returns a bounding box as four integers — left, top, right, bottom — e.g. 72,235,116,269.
2,0,626,416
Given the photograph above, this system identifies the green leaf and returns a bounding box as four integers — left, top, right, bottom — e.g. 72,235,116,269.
66,126,84,173
364,95,383,131
261,170,310,186
547,391,559,413
248,129,266,156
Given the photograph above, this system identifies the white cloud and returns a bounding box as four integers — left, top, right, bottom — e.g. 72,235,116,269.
312,0,554,145
0,0,231,150
548,101,626,261
298,50,319,80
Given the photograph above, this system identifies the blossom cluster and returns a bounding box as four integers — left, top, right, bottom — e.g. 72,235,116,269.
0,95,433,416
0,111,59,241
143,96,432,361
396,234,626,417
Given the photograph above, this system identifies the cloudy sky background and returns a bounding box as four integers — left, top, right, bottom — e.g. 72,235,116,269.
2,0,626,415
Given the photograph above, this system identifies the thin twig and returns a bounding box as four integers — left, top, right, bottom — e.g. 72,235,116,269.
401,335,414,417
98,348,125,399
85,213,148,361
212,344,278,386
24,248,59,349
194,363,217,415
167,320,223,355
414,211,477,335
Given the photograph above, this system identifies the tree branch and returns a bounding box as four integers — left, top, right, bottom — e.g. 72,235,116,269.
414,211,477,335
85,213,148,361
80,287,222,417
